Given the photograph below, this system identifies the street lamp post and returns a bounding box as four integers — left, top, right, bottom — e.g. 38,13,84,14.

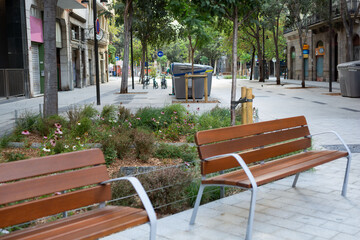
82,0,107,105
329,0,333,92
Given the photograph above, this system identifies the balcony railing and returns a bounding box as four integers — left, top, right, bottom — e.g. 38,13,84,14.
284,0,359,34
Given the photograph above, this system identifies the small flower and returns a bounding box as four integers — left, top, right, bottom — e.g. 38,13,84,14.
54,123,62,129
72,146,77,150
55,192,62,195
109,134,112,137
173,111,177,114
161,111,165,115
21,130,30,135
196,107,200,111
43,136,48,139
50,139,56,147
42,148,50,152
185,162,190,167
76,137,80,140
100,117,105,121
55,129,63,135
80,144,84,147
159,130,162,133
64,145,69,149
77,122,81,125
187,104,190,108
136,117,141,120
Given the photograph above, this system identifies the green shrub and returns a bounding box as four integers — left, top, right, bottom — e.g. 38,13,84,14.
197,106,231,130
14,112,41,136
101,105,118,122
100,128,133,164
111,166,193,214
154,143,197,162
72,117,92,137
81,104,99,119
0,135,11,149
36,115,68,136
118,106,132,123
133,129,155,162
4,152,28,162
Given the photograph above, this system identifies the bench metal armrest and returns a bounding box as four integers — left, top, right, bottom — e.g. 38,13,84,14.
101,177,157,228
310,131,352,158
204,153,258,189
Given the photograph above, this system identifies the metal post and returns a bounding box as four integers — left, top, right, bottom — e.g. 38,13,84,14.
262,28,265,81
329,0,333,92
131,26,134,89
93,0,101,105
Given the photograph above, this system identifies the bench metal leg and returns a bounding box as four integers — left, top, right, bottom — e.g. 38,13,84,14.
149,221,157,240
292,173,300,188
342,155,352,197
190,184,205,225
245,188,257,240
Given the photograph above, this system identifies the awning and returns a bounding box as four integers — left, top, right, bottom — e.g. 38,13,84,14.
57,0,86,9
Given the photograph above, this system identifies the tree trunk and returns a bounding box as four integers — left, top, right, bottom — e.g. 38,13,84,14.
121,0,132,93
297,27,305,88
230,8,238,126
250,45,255,80
340,0,355,61
274,18,281,85
255,25,264,82
140,41,146,83
43,0,58,117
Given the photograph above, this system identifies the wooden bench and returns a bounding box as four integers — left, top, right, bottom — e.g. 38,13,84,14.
0,149,157,240
189,116,352,240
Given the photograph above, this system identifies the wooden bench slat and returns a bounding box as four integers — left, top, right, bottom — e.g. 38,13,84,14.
195,116,307,145
201,138,312,175
202,150,348,188
0,165,110,205
0,149,105,183
0,185,112,228
0,207,147,240
45,209,148,240
198,126,310,160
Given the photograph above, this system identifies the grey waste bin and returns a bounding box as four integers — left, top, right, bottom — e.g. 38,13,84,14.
170,63,213,99
254,65,259,80
337,60,360,97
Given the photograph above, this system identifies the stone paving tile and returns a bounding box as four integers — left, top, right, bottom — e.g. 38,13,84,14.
320,220,360,235
331,233,360,240
272,227,315,240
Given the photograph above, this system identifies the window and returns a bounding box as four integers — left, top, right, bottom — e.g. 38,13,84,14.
71,25,80,41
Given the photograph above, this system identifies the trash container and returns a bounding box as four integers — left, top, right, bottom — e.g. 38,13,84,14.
170,63,213,99
254,65,259,80
337,60,360,97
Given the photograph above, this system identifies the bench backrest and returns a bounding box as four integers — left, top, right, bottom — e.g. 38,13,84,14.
0,149,110,228
195,116,311,175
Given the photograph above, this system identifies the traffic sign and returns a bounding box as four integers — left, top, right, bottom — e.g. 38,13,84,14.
96,19,100,35
157,51,164,57
115,56,119,61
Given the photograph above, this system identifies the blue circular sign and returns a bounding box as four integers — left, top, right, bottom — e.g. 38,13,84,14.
157,51,164,57
96,19,100,35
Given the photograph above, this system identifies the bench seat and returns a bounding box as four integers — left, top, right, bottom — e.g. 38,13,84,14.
189,116,352,240
0,149,157,240
203,150,348,188
0,206,148,240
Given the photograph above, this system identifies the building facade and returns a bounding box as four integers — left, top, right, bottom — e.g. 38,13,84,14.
284,1,360,82
0,0,110,98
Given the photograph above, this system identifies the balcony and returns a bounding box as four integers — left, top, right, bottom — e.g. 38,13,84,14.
284,0,359,34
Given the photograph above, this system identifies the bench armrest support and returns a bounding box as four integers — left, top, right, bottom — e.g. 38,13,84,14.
204,153,258,189
310,131,352,158
101,177,157,229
